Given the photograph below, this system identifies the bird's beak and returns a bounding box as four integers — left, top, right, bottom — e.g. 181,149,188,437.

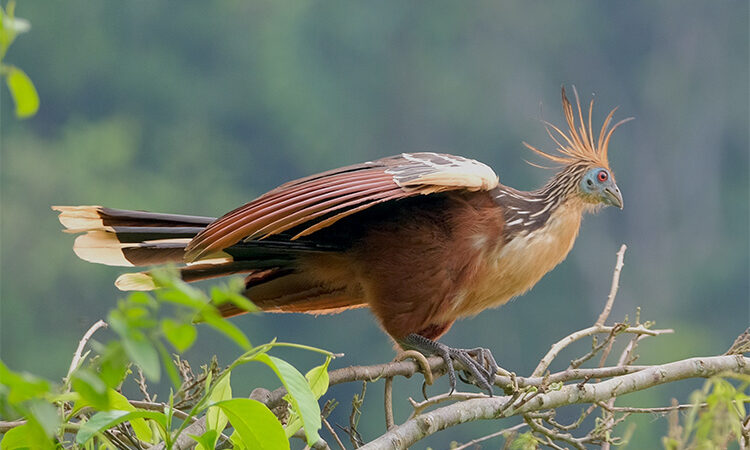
603,184,624,209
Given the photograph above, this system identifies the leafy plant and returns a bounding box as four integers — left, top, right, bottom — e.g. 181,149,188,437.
662,374,750,449
0,271,334,449
0,1,38,118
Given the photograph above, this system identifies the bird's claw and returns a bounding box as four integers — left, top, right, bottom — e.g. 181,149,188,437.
440,345,498,395
401,333,499,396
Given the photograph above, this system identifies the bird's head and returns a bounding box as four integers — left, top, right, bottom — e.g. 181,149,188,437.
578,166,623,209
524,86,631,210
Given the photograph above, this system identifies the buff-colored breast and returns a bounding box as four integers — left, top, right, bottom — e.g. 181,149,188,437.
441,199,585,321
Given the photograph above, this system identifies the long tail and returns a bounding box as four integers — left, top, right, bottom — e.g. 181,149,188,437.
53,206,216,266
53,206,366,315
52,206,299,288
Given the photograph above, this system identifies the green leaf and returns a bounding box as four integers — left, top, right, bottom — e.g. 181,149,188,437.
5,65,38,118
71,369,109,411
189,430,218,450
0,3,30,60
284,413,303,439
122,331,160,382
211,285,258,314
109,310,161,382
157,289,207,310
305,357,331,399
0,360,51,404
27,400,60,438
161,319,197,352
96,341,130,388
214,399,288,450
201,309,252,350
230,430,247,450
285,357,330,438
156,341,181,388
198,373,232,450
0,421,54,450
76,410,167,445
252,354,321,446
108,390,154,443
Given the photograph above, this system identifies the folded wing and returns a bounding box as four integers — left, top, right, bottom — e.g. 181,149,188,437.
184,152,499,261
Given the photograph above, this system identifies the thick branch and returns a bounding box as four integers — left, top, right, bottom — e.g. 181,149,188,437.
361,355,749,449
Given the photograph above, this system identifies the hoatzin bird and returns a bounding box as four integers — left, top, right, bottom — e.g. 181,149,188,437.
54,88,628,394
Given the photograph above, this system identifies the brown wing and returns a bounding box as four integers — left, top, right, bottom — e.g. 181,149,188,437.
184,153,499,261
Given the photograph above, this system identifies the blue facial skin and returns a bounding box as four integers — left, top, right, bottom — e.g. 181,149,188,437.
580,167,624,209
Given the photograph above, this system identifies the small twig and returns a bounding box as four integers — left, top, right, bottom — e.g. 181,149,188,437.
322,417,346,450
541,406,594,432
344,382,366,448
453,422,528,450
597,400,723,415
135,369,154,403
513,386,546,411
598,334,642,450
65,319,108,382
569,323,628,369
384,377,395,430
0,420,26,433
292,429,331,450
726,327,750,355
395,350,434,385
407,391,486,419
128,401,194,422
595,244,627,327
541,435,566,450
532,325,671,377
524,416,586,450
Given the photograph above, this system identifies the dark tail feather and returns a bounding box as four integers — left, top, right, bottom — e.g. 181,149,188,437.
53,205,215,230
53,206,217,267
54,206,329,295
115,261,292,291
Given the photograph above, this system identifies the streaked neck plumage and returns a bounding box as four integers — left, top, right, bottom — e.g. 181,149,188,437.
491,163,589,241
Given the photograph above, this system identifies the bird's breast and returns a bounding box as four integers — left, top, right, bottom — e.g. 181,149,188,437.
441,200,584,320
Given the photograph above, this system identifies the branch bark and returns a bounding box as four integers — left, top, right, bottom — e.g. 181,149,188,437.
361,355,749,449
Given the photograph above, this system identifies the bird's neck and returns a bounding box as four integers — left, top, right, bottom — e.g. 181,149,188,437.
491,164,588,241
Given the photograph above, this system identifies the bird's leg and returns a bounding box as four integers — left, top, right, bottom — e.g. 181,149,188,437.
400,333,499,395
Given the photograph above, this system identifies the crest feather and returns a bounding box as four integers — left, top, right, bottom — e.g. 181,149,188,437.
524,86,632,169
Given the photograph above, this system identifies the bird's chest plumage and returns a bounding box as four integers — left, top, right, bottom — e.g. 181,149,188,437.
440,201,584,320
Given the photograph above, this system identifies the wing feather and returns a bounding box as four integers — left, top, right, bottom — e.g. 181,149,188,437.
184,153,498,261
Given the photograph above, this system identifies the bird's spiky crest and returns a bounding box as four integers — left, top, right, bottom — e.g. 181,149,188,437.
524,87,632,170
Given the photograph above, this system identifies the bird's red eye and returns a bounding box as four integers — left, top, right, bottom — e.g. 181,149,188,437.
597,170,608,182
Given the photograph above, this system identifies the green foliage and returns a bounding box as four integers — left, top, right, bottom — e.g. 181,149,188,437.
0,1,38,118
214,399,289,450
509,431,541,449
0,273,334,448
284,357,330,439
662,374,750,449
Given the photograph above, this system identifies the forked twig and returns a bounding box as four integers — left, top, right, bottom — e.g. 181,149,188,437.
65,319,108,382
596,244,627,327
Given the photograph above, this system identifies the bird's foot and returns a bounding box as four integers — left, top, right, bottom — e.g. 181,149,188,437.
401,333,499,395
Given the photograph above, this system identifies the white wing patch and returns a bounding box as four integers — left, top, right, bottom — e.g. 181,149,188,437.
386,152,499,192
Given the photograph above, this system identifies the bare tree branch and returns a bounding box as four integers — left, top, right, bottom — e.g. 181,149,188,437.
452,422,528,450
65,319,108,383
595,244,627,327
361,355,749,449
532,325,671,377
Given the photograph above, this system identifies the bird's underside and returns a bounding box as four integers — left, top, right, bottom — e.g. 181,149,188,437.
54,88,628,394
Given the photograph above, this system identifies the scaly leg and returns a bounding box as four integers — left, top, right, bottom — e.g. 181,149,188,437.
400,333,499,395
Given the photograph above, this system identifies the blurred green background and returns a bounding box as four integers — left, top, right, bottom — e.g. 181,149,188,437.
1,1,747,447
